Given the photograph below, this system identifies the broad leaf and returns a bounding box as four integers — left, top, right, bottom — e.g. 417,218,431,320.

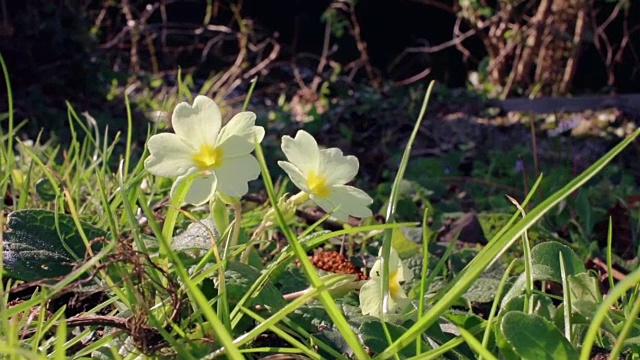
171,218,219,255
392,227,423,259
502,294,556,320
567,273,615,332
359,319,431,357
221,261,286,310
501,311,578,359
462,277,501,304
3,209,105,282
502,242,584,306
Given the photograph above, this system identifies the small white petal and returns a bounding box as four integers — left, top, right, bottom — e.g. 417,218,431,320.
359,277,408,319
370,247,404,278
318,149,359,185
319,185,373,220
311,195,350,222
278,161,311,193
218,112,264,144
171,170,217,206
144,133,196,177
214,155,261,197
254,126,266,144
281,130,319,175
219,135,257,158
359,278,383,317
172,96,221,148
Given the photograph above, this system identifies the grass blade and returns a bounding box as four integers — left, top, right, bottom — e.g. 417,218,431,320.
375,128,640,359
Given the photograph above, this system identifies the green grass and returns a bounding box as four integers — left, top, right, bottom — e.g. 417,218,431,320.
2,56,640,359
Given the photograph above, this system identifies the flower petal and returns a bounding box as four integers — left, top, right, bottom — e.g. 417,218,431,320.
280,130,319,175
219,135,257,159
278,161,311,193
214,155,261,197
218,111,265,144
144,133,196,177
359,278,383,317
370,247,401,279
172,96,221,148
310,195,349,222
312,184,373,221
318,148,359,185
171,169,217,206
359,277,410,320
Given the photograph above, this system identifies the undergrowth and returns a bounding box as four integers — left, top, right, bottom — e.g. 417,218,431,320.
2,51,640,360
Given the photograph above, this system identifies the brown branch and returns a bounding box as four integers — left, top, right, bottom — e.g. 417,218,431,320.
391,67,432,87
243,38,280,79
560,0,589,94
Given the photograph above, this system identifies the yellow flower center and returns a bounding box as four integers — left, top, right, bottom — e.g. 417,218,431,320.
192,144,223,170
307,170,330,197
389,271,403,299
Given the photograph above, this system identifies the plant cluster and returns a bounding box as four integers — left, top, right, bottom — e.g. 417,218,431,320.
3,53,640,359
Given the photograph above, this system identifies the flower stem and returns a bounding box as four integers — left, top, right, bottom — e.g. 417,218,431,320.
230,202,243,250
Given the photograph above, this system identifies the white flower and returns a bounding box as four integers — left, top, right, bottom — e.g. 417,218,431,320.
277,130,373,222
144,96,265,205
359,247,413,320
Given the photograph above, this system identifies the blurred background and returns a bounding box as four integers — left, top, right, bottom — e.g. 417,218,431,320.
0,0,638,131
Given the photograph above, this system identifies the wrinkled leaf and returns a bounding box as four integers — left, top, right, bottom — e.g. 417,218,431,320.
501,311,578,359
3,209,106,282
568,272,600,304
462,277,501,303
220,261,286,310
35,178,57,202
359,319,431,357
568,273,614,330
502,294,556,320
502,242,584,306
289,301,368,357
171,218,219,255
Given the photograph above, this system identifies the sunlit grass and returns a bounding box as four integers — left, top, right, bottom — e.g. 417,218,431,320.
2,54,640,359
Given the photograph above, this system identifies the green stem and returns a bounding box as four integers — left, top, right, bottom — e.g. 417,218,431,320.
230,202,242,248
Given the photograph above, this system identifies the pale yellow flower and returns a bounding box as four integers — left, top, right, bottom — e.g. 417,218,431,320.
277,130,373,222
144,96,264,205
359,247,413,320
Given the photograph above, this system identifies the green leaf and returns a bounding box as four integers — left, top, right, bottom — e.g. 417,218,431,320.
35,178,57,202
568,272,600,305
501,311,578,359
391,227,422,258
495,324,520,360
171,218,219,256
478,212,552,243
289,301,370,357
359,319,431,357
3,209,106,282
371,104,640,360
574,190,593,233
568,273,614,331
222,261,286,310
462,277,501,304
502,242,584,306
502,294,556,320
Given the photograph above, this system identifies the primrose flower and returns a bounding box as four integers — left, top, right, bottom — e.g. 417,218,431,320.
144,96,265,205
359,247,413,320
277,130,373,222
